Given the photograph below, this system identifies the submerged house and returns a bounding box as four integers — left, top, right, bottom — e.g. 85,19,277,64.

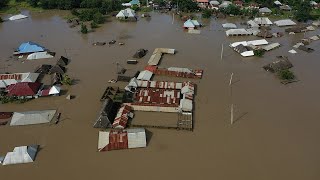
0,145,39,166
57,56,70,67
0,73,39,88
6,82,41,98
98,128,146,151
259,7,272,14
116,8,137,21
226,29,251,36
253,17,273,26
94,98,121,128
27,52,54,60
8,14,28,21
222,23,237,29
112,105,134,129
0,112,13,126
183,19,201,30
274,19,296,27
10,110,56,126
49,65,66,75
14,42,46,55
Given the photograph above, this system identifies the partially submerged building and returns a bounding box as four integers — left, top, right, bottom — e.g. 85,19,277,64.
0,73,39,88
0,145,39,166
145,66,203,79
14,42,46,55
8,14,28,21
263,59,293,73
183,19,201,30
112,105,134,129
116,8,137,21
147,48,175,66
0,112,13,126
6,82,41,98
274,19,296,27
226,29,252,36
10,110,56,126
57,56,70,67
98,128,146,152
222,23,237,29
230,39,269,57
27,52,54,60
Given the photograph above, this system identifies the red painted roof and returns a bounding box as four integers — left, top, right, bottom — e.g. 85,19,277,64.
112,105,132,128
100,130,129,151
144,65,158,73
6,82,41,96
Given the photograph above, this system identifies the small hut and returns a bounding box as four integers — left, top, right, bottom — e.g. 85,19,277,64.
49,65,66,75
57,56,70,67
263,59,293,73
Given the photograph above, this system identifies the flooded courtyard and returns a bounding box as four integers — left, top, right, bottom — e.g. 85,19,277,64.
1,10,320,180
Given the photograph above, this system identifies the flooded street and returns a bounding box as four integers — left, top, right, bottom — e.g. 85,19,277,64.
1,10,320,180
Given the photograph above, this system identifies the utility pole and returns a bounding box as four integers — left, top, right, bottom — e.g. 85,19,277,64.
220,43,224,60
229,73,234,125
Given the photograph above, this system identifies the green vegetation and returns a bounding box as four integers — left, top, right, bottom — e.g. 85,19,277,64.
0,0,43,14
61,74,73,85
202,9,213,18
0,17,3,22
90,21,98,28
294,0,312,22
254,49,265,57
171,0,199,12
140,6,152,13
278,69,295,80
0,92,30,104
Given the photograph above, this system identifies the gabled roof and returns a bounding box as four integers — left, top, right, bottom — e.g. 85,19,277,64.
1,145,39,165
49,85,61,95
10,110,56,126
8,14,28,21
226,29,251,36
27,52,54,60
137,70,153,81
222,23,237,29
57,56,70,66
116,8,136,18
49,65,66,74
6,82,41,96
0,73,39,88
16,42,46,54
98,128,146,151
112,105,133,129
274,19,296,26
259,7,272,13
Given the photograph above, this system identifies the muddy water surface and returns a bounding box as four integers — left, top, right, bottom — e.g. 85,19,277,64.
1,11,320,180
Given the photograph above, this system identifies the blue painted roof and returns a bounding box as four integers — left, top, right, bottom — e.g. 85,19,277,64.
130,0,140,5
17,42,46,54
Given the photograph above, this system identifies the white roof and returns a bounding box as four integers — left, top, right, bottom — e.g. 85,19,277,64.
274,1,282,5
219,1,232,8
259,7,272,13
137,70,153,81
116,8,136,18
49,86,61,95
274,19,296,26
179,98,193,112
0,73,39,88
10,110,56,126
210,1,220,5
289,49,297,54
167,67,193,73
230,39,268,47
226,29,251,36
122,3,132,6
8,14,28,21
241,51,254,57
222,23,237,29
254,17,273,25
1,146,38,165
262,43,281,51
247,20,259,28
27,52,54,60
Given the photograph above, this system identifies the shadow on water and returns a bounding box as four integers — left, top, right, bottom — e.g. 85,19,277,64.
145,128,153,146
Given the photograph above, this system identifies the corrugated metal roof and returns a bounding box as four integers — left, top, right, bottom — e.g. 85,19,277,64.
0,73,39,88
112,105,133,129
274,19,296,27
137,70,153,81
222,23,237,29
6,82,41,96
1,145,38,165
10,110,56,126
226,29,251,36
147,48,175,66
98,128,146,151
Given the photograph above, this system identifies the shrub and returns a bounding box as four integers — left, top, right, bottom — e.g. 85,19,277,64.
91,21,98,28
254,49,265,57
62,74,73,85
202,9,213,18
81,24,88,34
278,69,295,80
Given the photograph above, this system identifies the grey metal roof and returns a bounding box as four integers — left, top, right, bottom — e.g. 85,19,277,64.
10,110,56,126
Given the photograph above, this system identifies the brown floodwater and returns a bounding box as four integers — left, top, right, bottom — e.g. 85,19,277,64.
1,10,320,180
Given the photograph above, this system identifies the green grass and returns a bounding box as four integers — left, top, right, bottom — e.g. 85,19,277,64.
0,0,43,15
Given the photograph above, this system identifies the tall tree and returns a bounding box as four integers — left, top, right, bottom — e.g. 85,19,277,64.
294,0,312,22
